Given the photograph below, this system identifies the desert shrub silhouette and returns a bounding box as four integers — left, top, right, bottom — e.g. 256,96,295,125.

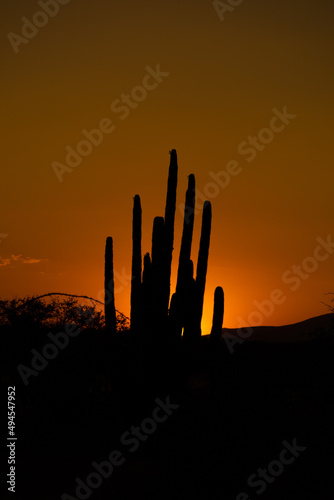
0,294,128,332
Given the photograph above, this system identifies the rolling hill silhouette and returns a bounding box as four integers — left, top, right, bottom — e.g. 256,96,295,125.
223,313,334,343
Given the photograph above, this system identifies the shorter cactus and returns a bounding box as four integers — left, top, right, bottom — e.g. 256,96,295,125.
210,286,224,339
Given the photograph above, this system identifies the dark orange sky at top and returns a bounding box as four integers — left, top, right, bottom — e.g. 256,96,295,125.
1,0,333,332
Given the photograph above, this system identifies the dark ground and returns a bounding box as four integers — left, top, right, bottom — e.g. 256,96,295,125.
2,324,334,500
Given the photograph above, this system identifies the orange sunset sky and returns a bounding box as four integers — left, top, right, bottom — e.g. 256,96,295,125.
1,0,333,332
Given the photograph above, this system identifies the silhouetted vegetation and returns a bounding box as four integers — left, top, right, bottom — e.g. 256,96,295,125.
0,294,129,332
104,150,224,373
3,151,334,500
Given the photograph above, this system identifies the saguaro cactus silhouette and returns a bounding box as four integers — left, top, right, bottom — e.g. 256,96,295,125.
211,286,224,339
176,174,195,296
163,149,178,316
195,200,212,332
130,195,142,333
104,236,116,335
180,201,212,343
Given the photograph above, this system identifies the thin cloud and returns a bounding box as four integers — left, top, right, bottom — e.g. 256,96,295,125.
0,257,11,267
0,254,47,267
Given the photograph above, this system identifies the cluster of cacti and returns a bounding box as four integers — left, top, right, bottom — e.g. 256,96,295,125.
104,149,224,354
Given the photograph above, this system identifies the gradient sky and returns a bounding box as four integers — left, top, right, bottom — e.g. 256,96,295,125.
1,0,333,332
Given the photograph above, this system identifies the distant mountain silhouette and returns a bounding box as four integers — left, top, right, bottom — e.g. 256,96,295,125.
222,313,334,343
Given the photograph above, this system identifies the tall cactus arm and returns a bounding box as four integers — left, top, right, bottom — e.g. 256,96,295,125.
104,236,117,335
176,174,195,295
130,195,142,332
164,149,178,309
195,201,212,333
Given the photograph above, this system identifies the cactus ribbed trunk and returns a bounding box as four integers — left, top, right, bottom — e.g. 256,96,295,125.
210,286,224,339
130,195,142,333
104,236,116,335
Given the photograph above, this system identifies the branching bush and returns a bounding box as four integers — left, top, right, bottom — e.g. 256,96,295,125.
0,294,129,332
